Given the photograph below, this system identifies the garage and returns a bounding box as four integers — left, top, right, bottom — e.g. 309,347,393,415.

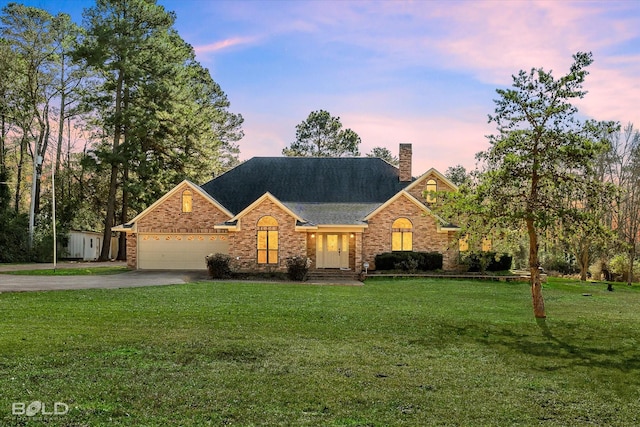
138,233,229,270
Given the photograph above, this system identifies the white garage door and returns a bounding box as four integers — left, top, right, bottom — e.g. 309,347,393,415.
138,233,229,270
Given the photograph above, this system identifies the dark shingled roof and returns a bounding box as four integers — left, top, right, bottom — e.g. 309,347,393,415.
200,157,410,215
283,203,381,226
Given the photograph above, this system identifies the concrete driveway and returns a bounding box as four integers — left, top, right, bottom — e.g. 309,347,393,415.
0,261,209,292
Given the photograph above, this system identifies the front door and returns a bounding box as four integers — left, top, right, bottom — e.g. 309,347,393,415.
316,233,349,268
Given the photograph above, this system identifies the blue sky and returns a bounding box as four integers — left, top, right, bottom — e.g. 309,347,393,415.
4,0,640,174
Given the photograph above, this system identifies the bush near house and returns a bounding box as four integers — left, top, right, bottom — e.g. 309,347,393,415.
375,251,443,272
542,255,578,275
205,253,233,279
461,251,513,272
285,256,312,281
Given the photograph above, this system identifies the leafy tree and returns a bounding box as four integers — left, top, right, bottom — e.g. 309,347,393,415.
604,123,640,285
0,167,29,262
445,164,471,187
0,38,14,177
475,52,617,318
1,3,59,245
555,122,621,281
75,0,180,260
51,13,86,177
367,146,398,165
283,110,360,157
76,0,243,260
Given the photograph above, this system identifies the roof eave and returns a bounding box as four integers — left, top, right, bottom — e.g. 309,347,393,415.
112,223,136,233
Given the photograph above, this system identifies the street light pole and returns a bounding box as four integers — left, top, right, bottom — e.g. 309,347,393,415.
51,164,56,271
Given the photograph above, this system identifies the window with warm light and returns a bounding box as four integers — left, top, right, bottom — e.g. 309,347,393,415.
426,179,437,204
482,237,492,252
392,218,413,251
257,216,279,264
459,235,469,252
182,190,193,213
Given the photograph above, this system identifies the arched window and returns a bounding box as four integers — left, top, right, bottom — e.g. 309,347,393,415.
426,179,437,204
182,190,193,213
257,216,279,264
392,218,413,251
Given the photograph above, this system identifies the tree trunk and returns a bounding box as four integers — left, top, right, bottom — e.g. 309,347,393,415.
527,218,546,318
32,105,50,219
116,163,128,261
99,70,124,261
579,241,589,282
15,132,27,214
0,107,5,173
100,166,119,260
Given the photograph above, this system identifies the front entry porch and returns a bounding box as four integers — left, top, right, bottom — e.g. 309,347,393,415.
305,230,362,275
316,233,350,269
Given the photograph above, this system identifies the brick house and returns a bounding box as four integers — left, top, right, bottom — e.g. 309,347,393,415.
113,144,460,273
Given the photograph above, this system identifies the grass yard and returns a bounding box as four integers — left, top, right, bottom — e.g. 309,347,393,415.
0,278,639,426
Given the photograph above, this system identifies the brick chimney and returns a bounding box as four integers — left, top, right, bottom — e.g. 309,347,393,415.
399,143,412,182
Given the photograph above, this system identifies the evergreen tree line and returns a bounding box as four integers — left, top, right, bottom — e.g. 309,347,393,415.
0,0,243,262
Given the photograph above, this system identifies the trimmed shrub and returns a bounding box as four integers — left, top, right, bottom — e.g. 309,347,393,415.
420,252,444,271
461,252,512,272
395,257,419,273
285,256,311,281
374,251,443,272
490,253,513,271
205,253,232,279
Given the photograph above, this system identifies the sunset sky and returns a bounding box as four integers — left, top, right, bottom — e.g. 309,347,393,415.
5,0,640,174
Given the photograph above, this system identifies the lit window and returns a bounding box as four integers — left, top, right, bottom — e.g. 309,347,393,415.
392,218,412,251
182,190,193,213
426,179,437,204
257,216,279,264
459,235,469,252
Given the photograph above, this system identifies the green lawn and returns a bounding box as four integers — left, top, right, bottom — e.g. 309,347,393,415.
0,278,638,426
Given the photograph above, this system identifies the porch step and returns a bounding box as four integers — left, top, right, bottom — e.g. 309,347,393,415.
307,269,360,282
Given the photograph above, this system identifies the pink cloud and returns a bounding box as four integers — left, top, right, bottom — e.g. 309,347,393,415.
190,0,640,169
577,58,640,126
344,113,493,174
237,110,493,175
193,36,258,55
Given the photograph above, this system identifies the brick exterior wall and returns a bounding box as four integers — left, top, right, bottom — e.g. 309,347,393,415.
355,232,363,273
305,233,320,269
363,194,457,270
128,179,458,272
126,233,137,269
126,183,232,269
349,235,356,269
137,183,231,233
228,198,306,272
406,172,455,203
